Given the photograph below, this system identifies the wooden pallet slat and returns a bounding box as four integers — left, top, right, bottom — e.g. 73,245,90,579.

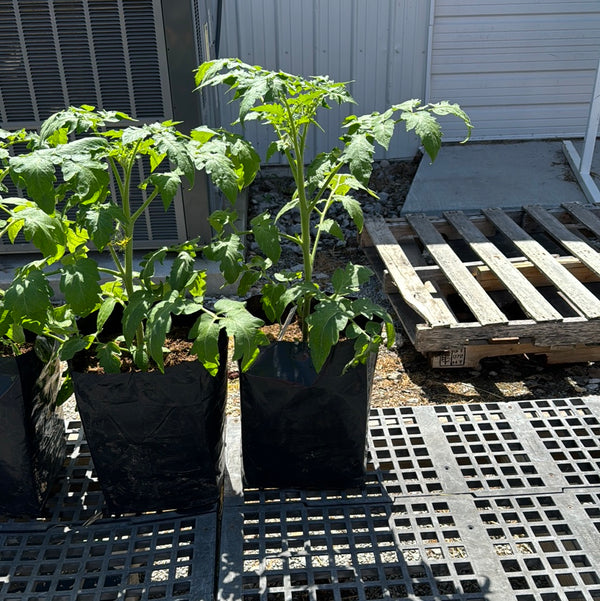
406,213,508,326
483,207,600,320
563,201,600,239
443,210,563,323
364,217,457,327
525,204,600,279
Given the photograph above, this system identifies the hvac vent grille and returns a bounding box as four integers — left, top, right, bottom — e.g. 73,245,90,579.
0,0,170,127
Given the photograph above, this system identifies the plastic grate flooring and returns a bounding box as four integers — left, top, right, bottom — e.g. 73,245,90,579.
0,422,218,601
221,397,600,601
2,398,600,601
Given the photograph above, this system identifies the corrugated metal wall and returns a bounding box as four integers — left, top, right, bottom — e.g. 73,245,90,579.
428,0,600,141
218,0,431,161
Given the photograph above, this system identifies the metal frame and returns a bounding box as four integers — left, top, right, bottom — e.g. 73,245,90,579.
563,55,600,204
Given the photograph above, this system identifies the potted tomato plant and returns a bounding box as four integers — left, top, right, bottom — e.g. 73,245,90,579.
196,59,471,489
2,106,266,514
0,128,68,517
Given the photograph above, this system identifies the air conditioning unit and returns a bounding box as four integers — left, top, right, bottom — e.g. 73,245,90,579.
0,0,222,251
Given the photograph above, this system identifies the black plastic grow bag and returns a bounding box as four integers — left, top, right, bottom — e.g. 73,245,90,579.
71,333,228,515
240,339,376,489
0,351,65,517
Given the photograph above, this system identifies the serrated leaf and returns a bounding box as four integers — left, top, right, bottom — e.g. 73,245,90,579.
250,212,281,262
342,132,374,186
203,234,244,284
97,297,118,332
321,218,344,241
4,268,53,321
306,300,349,372
147,300,174,372
140,247,168,284
401,110,442,162
214,298,266,371
193,143,239,203
169,251,196,291
97,341,122,373
10,151,57,213
121,126,151,145
60,257,101,315
9,206,66,260
60,337,89,361
153,127,195,185
145,170,182,210
331,263,373,295
122,291,152,345
337,195,364,232
80,204,124,250
61,156,109,205
190,313,222,376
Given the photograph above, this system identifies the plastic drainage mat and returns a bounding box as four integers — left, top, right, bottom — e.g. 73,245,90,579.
221,397,600,601
0,421,217,601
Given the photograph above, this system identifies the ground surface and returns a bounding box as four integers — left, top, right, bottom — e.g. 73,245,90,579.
225,156,600,415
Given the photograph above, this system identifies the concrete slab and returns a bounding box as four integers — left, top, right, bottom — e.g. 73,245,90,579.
402,140,595,215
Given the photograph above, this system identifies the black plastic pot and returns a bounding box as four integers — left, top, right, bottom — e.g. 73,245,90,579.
239,340,377,489
71,332,228,515
0,350,66,517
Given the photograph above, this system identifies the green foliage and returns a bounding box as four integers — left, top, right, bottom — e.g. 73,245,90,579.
196,59,471,371
0,106,264,376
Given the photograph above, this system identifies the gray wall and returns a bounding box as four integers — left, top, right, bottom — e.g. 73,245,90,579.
218,0,431,161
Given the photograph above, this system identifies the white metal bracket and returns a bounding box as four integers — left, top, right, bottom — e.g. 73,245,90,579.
563,55,600,203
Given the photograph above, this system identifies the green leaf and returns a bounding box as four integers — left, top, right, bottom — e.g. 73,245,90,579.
10,151,57,213
140,247,168,284
147,300,174,372
145,170,182,210
122,290,152,345
214,298,267,371
169,251,196,291
80,204,125,251
97,297,118,332
60,257,102,315
250,212,281,262
337,195,364,232
203,234,244,284
401,110,442,162
60,337,89,361
321,218,344,241
7,205,66,260
306,299,349,372
342,132,374,186
190,313,222,376
97,341,122,373
192,142,239,203
153,126,195,185
61,157,109,205
121,126,151,146
4,268,53,321
331,263,373,296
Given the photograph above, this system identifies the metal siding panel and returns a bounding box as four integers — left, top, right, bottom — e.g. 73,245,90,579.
218,0,430,161
429,2,600,140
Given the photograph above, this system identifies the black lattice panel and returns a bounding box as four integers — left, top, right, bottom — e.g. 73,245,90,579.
0,515,216,601
434,403,548,494
475,494,600,601
519,398,600,487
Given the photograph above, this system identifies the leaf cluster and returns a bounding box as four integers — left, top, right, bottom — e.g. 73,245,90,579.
196,59,471,371
0,106,265,382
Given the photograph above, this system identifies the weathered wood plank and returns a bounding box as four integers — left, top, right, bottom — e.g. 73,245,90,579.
563,201,600,239
525,204,600,279
406,213,508,326
412,316,600,352
364,217,457,327
483,207,600,320
444,210,563,322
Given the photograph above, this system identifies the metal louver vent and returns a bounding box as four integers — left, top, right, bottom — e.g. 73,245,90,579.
0,0,170,125
0,0,210,248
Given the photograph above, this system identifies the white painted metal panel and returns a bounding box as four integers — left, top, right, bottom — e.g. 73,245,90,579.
218,0,431,161
429,1,600,140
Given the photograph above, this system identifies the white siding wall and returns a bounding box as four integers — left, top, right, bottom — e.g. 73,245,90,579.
429,0,600,141
218,0,431,161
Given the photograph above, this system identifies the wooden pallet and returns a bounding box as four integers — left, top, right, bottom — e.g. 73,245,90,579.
361,203,600,368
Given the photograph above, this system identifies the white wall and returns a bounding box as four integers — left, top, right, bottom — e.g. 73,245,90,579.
218,0,432,162
428,0,600,141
